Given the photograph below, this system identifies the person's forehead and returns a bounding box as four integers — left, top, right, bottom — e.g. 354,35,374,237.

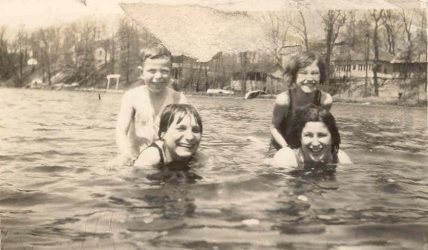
172,114,198,125
303,121,328,131
302,61,318,69
143,57,171,67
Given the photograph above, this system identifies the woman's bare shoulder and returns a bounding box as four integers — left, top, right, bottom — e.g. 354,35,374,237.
133,147,161,167
338,149,352,165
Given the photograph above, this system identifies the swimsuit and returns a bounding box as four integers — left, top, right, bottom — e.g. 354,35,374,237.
271,88,322,150
150,141,166,165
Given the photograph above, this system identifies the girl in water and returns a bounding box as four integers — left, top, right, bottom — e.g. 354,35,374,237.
272,106,352,169
133,104,203,170
270,52,333,152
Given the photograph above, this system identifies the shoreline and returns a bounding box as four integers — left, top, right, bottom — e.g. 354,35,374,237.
333,96,428,108
1,86,427,108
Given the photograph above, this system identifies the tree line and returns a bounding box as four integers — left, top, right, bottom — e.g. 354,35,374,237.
0,17,159,88
0,8,426,97
260,8,427,96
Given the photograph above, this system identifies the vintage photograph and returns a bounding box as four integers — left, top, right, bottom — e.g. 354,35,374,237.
0,0,427,249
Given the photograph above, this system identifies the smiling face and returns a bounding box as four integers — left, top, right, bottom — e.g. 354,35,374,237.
162,114,202,161
296,60,320,93
301,121,332,163
141,57,171,95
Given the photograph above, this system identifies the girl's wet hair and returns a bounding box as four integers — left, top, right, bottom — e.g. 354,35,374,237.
283,51,326,85
158,104,203,137
289,106,341,155
139,44,172,65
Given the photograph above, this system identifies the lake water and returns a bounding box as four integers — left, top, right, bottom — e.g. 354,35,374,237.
0,88,427,250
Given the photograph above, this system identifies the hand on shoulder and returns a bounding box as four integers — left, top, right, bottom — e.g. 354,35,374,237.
321,91,333,110
272,147,298,169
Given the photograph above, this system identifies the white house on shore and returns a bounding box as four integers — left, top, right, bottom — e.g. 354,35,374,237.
332,49,427,80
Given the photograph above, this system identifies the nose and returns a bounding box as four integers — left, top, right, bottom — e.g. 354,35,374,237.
183,129,196,141
311,137,321,147
306,75,316,82
154,71,163,79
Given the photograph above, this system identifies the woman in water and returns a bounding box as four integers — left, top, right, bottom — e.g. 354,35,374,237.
133,104,203,170
272,106,352,169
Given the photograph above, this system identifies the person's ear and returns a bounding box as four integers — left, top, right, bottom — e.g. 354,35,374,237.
138,66,143,72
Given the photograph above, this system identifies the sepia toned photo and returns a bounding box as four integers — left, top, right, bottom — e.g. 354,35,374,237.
0,0,427,249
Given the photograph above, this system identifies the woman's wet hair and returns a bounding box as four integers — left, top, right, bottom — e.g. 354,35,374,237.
289,106,341,155
283,51,326,85
158,104,203,137
139,43,172,66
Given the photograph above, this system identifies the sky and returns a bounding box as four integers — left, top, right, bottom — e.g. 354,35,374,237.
0,0,294,30
0,0,126,28
0,0,424,29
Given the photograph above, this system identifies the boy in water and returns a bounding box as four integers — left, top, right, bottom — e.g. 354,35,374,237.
270,52,333,151
115,44,187,165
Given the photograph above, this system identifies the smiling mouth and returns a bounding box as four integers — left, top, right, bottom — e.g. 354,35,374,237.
302,81,316,86
178,143,194,148
309,147,324,154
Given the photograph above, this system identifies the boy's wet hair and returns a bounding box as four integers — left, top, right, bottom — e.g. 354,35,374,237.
289,106,341,155
139,44,172,66
283,51,326,85
158,104,203,137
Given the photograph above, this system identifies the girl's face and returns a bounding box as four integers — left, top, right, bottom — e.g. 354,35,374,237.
296,60,320,93
162,114,202,161
301,121,332,163
141,57,171,95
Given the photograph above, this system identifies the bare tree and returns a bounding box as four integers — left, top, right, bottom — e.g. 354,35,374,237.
369,9,383,97
260,12,290,68
343,10,357,48
12,27,29,87
415,9,427,92
286,10,309,51
382,10,399,55
321,10,346,85
37,26,61,86
399,10,415,80
0,26,11,79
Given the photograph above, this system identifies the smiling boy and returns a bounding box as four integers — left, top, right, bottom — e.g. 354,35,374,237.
115,44,187,165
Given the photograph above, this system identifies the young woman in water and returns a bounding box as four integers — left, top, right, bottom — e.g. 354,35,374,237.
270,52,333,152
272,106,352,169
133,104,203,170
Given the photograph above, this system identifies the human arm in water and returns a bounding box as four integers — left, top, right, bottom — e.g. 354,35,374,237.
115,91,136,164
270,92,290,148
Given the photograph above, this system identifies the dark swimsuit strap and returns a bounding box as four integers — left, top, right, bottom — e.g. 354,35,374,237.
313,89,322,106
151,142,165,165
